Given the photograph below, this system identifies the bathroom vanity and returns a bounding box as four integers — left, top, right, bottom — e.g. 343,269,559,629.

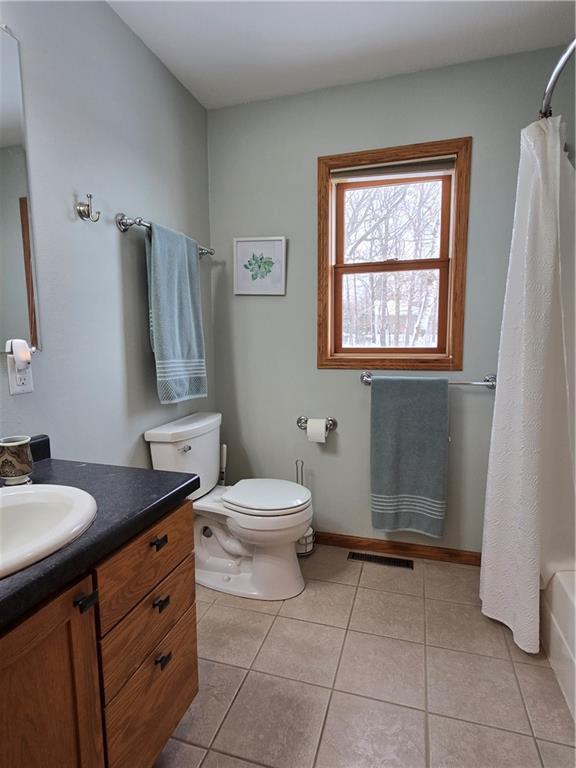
0,445,200,768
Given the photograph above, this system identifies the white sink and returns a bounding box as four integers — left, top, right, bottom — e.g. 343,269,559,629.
0,484,97,578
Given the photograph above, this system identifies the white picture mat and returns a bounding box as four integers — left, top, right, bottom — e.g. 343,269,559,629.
233,237,286,295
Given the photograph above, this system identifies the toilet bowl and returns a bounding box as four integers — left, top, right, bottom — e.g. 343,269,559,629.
144,413,312,600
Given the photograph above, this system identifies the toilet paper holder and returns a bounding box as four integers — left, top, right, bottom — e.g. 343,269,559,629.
296,416,338,434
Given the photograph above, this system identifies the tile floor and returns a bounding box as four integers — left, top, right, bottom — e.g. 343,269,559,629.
156,546,575,768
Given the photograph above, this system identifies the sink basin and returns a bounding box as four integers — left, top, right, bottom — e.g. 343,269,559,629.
0,484,97,578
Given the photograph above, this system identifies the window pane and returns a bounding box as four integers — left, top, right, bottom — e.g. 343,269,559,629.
343,180,442,263
342,270,440,348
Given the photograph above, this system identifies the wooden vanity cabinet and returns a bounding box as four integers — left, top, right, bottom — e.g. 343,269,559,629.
0,575,105,768
95,500,198,768
0,500,198,768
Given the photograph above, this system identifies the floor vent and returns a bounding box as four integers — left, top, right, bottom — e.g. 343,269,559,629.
347,552,414,569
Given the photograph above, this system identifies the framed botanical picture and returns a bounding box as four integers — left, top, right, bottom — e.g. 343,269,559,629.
233,237,287,295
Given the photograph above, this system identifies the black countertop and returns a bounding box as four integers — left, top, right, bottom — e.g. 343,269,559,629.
0,458,199,634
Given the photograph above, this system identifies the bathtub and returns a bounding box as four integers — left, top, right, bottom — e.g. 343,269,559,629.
541,570,576,718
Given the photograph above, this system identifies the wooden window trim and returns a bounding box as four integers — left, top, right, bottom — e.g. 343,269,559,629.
317,137,472,370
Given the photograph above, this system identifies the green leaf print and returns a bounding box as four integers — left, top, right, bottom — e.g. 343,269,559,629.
243,252,274,280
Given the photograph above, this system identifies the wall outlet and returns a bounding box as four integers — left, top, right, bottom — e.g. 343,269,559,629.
6,355,34,394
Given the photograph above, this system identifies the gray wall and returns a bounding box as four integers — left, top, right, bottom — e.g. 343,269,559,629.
0,3,571,553
0,144,29,340
208,47,574,552
0,1,212,466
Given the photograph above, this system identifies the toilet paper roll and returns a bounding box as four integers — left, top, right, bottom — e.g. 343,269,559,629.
306,418,327,444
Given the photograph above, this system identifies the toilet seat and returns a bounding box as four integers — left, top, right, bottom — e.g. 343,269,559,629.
193,484,313,531
222,479,312,517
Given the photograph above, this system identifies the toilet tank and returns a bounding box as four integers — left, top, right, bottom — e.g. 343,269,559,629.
144,412,222,500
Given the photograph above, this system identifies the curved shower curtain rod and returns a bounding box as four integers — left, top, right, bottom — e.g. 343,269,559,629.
540,38,576,118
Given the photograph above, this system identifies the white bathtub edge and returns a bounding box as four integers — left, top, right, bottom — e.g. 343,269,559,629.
541,572,575,719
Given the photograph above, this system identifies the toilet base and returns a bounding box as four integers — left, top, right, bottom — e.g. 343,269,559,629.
193,489,311,601
196,534,306,600
196,557,305,601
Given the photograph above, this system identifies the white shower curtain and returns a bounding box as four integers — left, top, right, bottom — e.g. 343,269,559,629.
480,116,575,653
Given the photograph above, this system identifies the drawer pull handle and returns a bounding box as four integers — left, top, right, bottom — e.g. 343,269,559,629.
153,595,171,614
73,590,99,613
155,651,173,671
150,534,169,552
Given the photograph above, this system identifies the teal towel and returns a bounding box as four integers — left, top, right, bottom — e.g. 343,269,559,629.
145,223,207,404
371,377,448,538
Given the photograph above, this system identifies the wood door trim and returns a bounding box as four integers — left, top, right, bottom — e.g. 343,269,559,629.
18,197,38,348
315,531,481,566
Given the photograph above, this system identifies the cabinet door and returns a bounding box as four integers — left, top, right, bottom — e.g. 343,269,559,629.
0,575,104,768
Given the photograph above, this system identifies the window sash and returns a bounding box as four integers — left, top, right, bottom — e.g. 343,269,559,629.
333,174,451,354
335,174,452,267
334,262,449,354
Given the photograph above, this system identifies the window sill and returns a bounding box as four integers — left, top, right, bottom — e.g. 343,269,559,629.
317,352,462,370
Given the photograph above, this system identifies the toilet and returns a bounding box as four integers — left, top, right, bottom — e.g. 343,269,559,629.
144,412,312,600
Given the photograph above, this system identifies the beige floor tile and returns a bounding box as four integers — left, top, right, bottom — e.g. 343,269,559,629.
503,628,550,667
154,739,205,768
213,592,284,615
196,584,220,602
213,671,330,768
429,715,540,768
279,579,356,628
426,600,508,658
515,664,575,746
424,562,481,604
202,753,262,768
173,660,247,747
197,605,274,668
315,691,426,768
538,740,576,768
359,558,424,596
300,545,362,585
196,601,211,623
252,616,344,686
350,588,424,643
335,630,425,709
427,647,530,733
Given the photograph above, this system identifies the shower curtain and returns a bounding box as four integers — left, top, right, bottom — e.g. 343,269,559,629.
480,116,575,654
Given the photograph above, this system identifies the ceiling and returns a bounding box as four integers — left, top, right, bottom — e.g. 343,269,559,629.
110,1,574,110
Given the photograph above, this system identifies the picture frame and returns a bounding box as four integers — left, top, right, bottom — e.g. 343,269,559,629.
233,237,287,295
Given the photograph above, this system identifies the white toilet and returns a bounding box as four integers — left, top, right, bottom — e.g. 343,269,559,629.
145,412,312,600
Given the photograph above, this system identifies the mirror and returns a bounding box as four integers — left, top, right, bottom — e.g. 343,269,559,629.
0,26,39,349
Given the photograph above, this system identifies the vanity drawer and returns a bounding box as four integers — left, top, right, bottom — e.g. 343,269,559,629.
105,603,198,768
100,555,195,703
96,501,194,635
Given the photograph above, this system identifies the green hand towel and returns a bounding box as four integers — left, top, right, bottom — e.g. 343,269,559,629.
371,376,448,538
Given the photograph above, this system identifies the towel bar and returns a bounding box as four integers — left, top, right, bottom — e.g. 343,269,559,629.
115,213,215,257
360,372,496,389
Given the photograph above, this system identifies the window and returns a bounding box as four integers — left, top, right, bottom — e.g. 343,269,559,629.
318,138,471,369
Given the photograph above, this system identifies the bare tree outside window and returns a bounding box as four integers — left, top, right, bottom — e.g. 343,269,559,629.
341,180,443,348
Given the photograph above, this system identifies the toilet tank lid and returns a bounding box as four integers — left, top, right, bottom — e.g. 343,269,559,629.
144,412,221,443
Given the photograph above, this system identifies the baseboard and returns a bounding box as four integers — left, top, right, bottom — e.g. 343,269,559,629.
315,531,481,566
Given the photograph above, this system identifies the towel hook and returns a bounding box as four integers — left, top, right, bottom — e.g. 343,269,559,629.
76,193,101,223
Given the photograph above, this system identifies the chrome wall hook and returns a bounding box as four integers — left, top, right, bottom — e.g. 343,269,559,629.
76,193,101,223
